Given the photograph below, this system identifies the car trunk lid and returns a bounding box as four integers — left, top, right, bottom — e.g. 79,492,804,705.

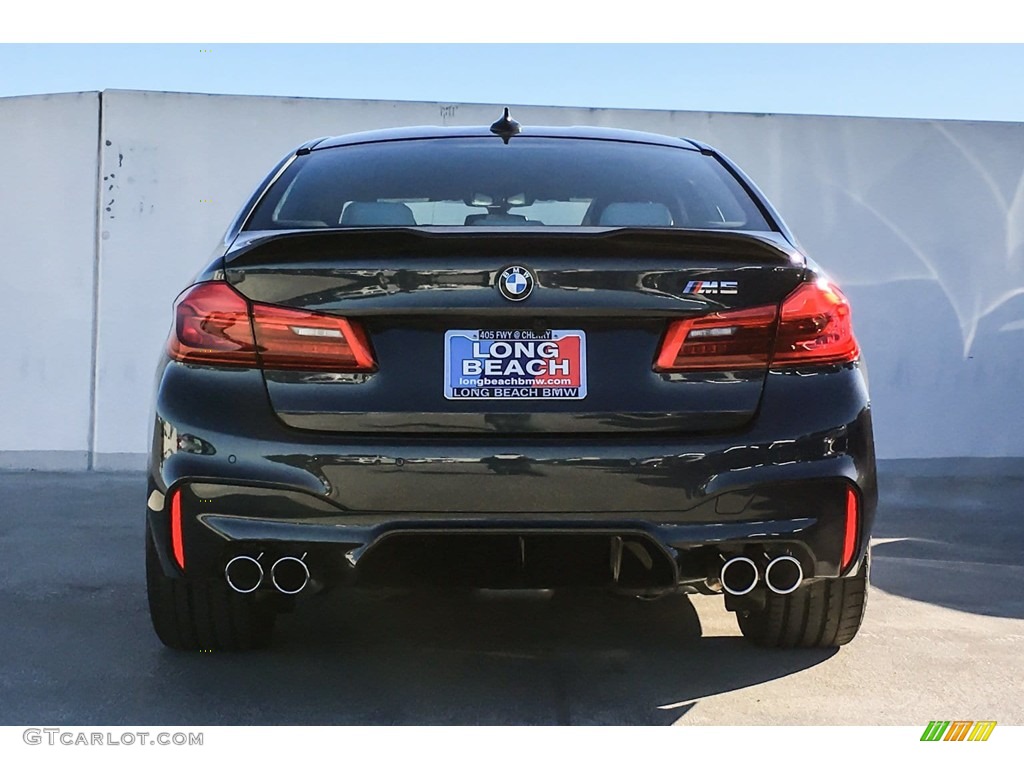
223,228,805,435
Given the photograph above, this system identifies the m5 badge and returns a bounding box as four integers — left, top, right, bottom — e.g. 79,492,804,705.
684,280,738,295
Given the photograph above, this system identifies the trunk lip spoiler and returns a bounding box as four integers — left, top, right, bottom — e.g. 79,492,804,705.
224,227,805,268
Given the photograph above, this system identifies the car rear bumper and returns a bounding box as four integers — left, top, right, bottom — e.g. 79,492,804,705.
148,358,877,590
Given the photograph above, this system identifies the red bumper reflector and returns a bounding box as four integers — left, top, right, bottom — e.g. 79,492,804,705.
170,490,185,571
842,487,859,570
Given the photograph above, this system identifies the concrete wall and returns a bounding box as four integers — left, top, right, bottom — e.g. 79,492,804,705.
3,89,1024,467
0,92,99,469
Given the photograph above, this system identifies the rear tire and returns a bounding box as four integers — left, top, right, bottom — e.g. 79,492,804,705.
146,524,276,651
736,554,869,648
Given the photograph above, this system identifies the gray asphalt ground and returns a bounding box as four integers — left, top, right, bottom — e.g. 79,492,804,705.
1,461,1022,725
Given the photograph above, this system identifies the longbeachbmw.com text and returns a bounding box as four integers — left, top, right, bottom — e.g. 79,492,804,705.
23,729,203,746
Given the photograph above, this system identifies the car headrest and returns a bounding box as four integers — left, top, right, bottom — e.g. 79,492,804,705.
598,202,673,227
340,202,417,226
465,213,542,226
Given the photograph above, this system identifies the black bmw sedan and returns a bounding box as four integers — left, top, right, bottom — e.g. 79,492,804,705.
145,114,876,651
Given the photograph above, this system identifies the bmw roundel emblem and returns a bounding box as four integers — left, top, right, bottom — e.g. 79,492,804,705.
497,265,535,302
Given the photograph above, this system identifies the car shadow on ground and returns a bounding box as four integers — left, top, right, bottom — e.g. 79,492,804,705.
0,473,835,726
869,541,1024,619
869,466,1024,620
142,588,835,725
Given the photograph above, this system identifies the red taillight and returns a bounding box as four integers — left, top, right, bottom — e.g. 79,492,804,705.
842,486,859,570
653,304,778,372
167,282,375,372
251,303,376,372
772,280,860,367
653,279,860,372
168,282,259,366
170,490,185,571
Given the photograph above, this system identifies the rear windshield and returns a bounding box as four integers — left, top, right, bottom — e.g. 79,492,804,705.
245,137,772,232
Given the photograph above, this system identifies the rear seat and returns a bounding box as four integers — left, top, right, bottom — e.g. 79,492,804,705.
465,213,544,226
340,201,417,226
598,202,673,226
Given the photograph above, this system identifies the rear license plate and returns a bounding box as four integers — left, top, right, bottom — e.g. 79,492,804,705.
444,329,587,400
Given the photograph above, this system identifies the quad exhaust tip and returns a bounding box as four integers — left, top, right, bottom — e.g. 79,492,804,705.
720,556,758,596
271,555,310,595
225,554,264,594
764,555,803,595
225,553,311,595
719,554,805,596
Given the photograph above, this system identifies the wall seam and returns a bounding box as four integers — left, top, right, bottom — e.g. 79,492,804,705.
86,91,104,471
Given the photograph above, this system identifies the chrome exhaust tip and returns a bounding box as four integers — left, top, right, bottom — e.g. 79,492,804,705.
271,555,310,595
720,556,758,596
765,555,803,595
224,555,264,594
